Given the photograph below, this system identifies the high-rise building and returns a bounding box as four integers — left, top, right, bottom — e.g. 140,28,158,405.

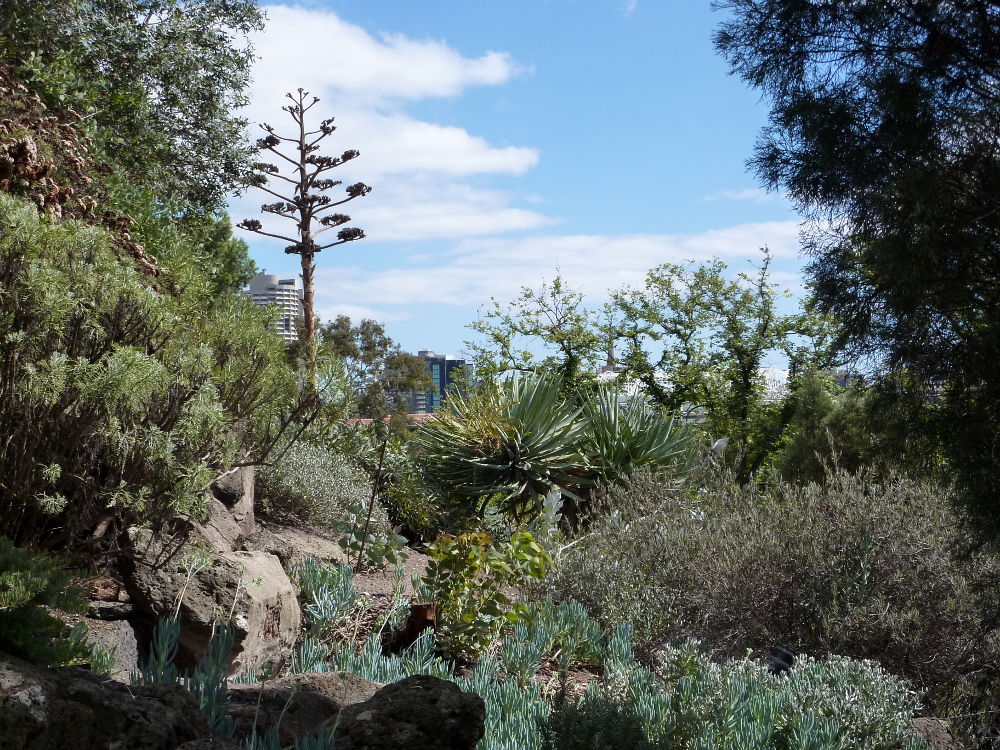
246,272,303,343
405,350,467,414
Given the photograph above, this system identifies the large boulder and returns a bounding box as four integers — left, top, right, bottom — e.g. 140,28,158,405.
123,528,301,674
211,467,255,539
332,675,485,750
228,671,380,746
198,496,244,553
0,652,212,750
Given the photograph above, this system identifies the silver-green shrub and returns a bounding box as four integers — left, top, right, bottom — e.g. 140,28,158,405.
542,634,925,749
0,193,301,547
544,466,1000,736
258,440,383,530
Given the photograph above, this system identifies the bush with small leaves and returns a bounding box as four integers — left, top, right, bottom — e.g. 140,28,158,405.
544,466,1000,741
422,530,551,660
258,440,384,531
0,536,111,670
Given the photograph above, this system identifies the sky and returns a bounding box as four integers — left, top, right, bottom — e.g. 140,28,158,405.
231,1,805,360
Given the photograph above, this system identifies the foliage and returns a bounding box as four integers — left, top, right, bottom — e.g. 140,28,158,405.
466,256,838,484
0,194,303,547
0,536,109,668
421,530,551,659
0,0,264,213
507,597,605,673
544,467,1000,742
715,0,1000,541
417,374,590,522
257,441,380,531
315,423,449,542
581,383,696,487
333,502,409,570
239,89,371,393
290,557,357,637
543,636,926,750
292,589,925,750
183,621,237,735
317,316,434,419
612,249,834,480
466,274,608,389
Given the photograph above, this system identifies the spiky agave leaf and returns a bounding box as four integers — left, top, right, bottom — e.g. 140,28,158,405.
581,383,696,486
417,374,590,521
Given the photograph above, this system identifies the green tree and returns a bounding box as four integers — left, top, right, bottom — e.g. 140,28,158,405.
613,249,811,478
0,0,264,213
318,316,434,420
715,0,1000,540
466,275,607,390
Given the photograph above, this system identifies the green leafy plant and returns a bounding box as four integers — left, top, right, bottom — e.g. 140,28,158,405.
417,374,589,522
0,536,109,668
422,530,551,659
334,501,409,570
581,383,696,486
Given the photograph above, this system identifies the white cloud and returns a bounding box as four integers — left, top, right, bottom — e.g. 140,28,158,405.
253,5,526,106
317,302,411,323
309,220,803,316
624,0,639,18
319,109,539,179
703,187,777,203
235,5,545,245
348,179,556,241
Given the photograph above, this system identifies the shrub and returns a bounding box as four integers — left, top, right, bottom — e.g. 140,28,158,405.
420,530,551,660
257,440,382,531
416,374,589,522
544,467,1000,734
542,637,926,749
0,193,302,548
0,537,110,669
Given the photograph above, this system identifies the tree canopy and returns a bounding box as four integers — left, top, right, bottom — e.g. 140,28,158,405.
0,0,264,213
715,0,1000,541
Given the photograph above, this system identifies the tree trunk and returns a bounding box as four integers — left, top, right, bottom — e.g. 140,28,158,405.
300,251,317,399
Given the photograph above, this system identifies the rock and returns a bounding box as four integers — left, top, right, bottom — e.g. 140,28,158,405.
0,652,211,750
211,466,255,538
911,718,960,750
83,617,141,682
89,575,129,602
332,674,485,750
264,525,350,565
228,671,380,746
199,496,244,553
241,523,296,565
87,600,134,620
123,528,301,675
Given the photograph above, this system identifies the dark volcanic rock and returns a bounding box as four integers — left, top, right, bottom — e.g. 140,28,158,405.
332,674,485,750
0,652,211,750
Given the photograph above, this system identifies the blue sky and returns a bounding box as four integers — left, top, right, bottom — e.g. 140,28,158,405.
232,1,804,358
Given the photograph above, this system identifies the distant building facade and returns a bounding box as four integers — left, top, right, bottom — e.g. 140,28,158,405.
405,350,467,414
246,272,303,343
